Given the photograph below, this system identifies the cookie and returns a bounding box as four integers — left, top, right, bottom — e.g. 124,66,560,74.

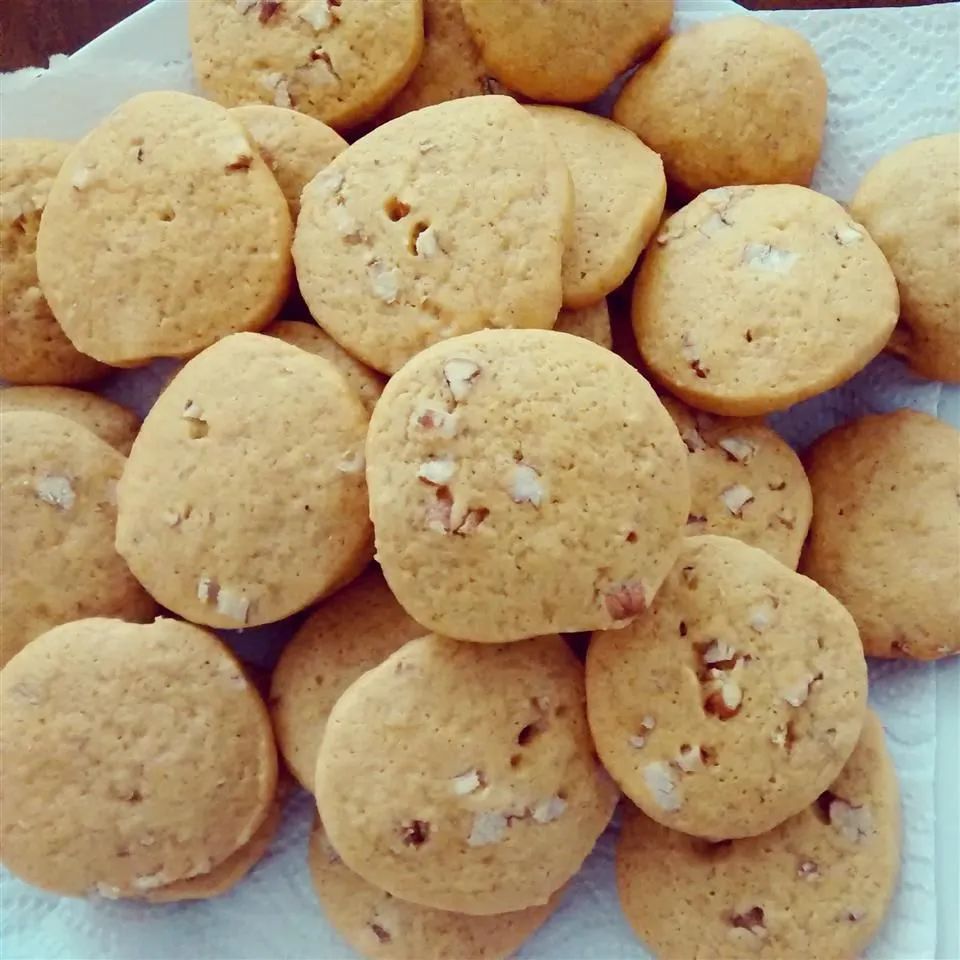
263,318,384,414
662,395,812,568
586,535,868,840
0,616,278,898
849,133,960,382
616,711,900,960
116,333,372,629
460,0,674,103
528,106,666,309
365,329,690,642
36,91,292,366
189,0,424,131
554,299,612,349
613,18,827,198
316,634,618,915
0,411,156,668
0,139,107,385
634,185,899,415
308,817,564,960
1,386,140,455
801,410,960,660
294,96,573,374
270,564,425,790
229,104,347,219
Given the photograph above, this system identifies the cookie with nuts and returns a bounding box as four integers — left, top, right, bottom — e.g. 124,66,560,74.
633,185,899,415
586,534,868,840
554,299,613,349
801,410,960,660
365,328,690,642
315,634,619,915
616,710,900,959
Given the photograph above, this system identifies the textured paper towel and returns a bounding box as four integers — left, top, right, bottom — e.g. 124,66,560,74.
1,1,958,958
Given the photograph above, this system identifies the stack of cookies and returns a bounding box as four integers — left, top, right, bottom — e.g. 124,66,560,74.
1,2,958,958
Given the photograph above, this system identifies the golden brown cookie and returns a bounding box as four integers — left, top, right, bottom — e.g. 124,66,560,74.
554,299,612,349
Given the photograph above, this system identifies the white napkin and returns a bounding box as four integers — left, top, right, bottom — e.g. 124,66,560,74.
1,1,958,958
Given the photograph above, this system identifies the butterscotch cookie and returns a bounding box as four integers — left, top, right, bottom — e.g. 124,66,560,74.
616,711,900,960
365,329,690,642
189,0,424,131
115,333,372,629
229,105,347,219
308,818,564,960
662,396,812,568
263,319,384,414
587,535,868,840
0,616,278,898
0,411,156,668
614,18,827,198
554,299,612,349
801,410,960,660
528,106,666,308
294,96,572,374
1,386,140,455
0,139,107,385
460,0,674,103
270,565,425,790
634,185,899,415
36,92,291,365
849,133,960,382
316,634,619,915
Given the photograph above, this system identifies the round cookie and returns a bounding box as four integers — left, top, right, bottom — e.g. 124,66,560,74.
36,91,292,366
528,106,666,309
554,299,612,350
0,616,278,898
270,564,425,790
460,0,674,103
634,185,899,415
316,634,619,915
662,395,812,569
263,319,384,414
189,0,424,131
586,535,868,840
0,411,156,668
1,386,140,455
801,410,960,660
115,333,372,629
365,329,690,642
0,139,107,385
849,133,960,382
616,711,900,960
229,105,347,219
613,18,827,198
294,96,573,374
308,817,564,960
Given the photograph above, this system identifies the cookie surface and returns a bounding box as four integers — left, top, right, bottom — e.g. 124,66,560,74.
663,396,812,568
0,411,156,667
0,617,278,898
0,139,107,385
460,0,673,103
270,564,425,790
849,133,960,382
366,329,690,642
587,535,868,840
554,299,612,349
616,710,899,959
294,96,572,374
614,17,827,197
317,634,618,915
801,410,960,660
116,333,372,629
528,106,666,308
36,92,291,365
189,0,424,131
635,185,899,415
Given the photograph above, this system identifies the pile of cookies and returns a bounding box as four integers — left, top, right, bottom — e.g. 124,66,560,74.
1,1,958,958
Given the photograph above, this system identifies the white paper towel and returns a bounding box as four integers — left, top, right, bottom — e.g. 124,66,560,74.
1,2,958,958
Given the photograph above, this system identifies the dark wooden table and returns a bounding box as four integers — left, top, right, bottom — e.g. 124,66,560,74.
0,0,951,71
